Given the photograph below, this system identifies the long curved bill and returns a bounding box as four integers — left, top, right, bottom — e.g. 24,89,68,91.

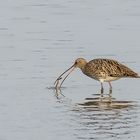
54,64,75,89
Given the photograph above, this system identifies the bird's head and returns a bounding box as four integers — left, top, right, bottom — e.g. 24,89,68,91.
54,58,87,88
74,58,87,69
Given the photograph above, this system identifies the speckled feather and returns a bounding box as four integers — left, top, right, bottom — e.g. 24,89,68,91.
82,59,139,81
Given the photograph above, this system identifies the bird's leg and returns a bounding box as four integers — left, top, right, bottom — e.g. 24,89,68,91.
100,82,104,97
108,82,112,102
108,82,112,93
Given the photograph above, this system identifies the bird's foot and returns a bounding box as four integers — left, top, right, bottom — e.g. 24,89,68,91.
101,88,104,97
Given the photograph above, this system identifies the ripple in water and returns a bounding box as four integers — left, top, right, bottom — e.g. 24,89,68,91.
71,97,139,140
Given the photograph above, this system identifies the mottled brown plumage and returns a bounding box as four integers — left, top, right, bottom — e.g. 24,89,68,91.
82,58,139,81
54,58,140,95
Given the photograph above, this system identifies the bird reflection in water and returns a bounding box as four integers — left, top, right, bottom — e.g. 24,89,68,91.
72,102,138,140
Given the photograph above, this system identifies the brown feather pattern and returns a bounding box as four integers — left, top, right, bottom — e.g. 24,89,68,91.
82,59,139,80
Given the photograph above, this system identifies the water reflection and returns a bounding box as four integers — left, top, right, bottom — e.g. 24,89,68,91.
52,85,136,109
47,86,66,99
72,99,138,140
50,86,139,139
79,97,135,110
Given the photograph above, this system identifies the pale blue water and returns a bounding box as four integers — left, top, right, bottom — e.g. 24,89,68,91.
0,0,140,140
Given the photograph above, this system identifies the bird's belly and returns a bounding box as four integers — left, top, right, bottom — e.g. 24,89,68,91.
101,76,120,82
89,75,120,82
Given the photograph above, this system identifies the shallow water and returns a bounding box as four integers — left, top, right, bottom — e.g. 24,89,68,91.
0,0,140,139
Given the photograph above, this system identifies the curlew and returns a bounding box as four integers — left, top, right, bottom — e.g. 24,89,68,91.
54,58,140,96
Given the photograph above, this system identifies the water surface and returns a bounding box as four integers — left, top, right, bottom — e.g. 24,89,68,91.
0,0,140,140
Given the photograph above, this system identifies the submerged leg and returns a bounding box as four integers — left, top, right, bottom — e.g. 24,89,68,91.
108,82,112,92
108,82,112,102
101,82,104,97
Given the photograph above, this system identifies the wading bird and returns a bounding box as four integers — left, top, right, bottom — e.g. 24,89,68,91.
54,58,140,97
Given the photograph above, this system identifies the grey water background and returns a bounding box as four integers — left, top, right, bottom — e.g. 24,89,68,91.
0,0,140,140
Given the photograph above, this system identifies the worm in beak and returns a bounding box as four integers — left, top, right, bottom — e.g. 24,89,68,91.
54,64,76,89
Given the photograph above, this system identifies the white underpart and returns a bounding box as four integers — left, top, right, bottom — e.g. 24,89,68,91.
99,76,120,82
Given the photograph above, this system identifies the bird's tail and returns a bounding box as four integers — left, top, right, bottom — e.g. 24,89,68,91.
135,75,140,78
131,73,140,78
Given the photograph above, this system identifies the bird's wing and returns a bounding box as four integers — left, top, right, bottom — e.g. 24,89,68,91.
89,59,138,78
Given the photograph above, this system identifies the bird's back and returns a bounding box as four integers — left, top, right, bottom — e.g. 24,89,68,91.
83,58,139,81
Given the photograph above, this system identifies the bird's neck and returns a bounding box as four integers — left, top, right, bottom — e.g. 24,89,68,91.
80,65,86,73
